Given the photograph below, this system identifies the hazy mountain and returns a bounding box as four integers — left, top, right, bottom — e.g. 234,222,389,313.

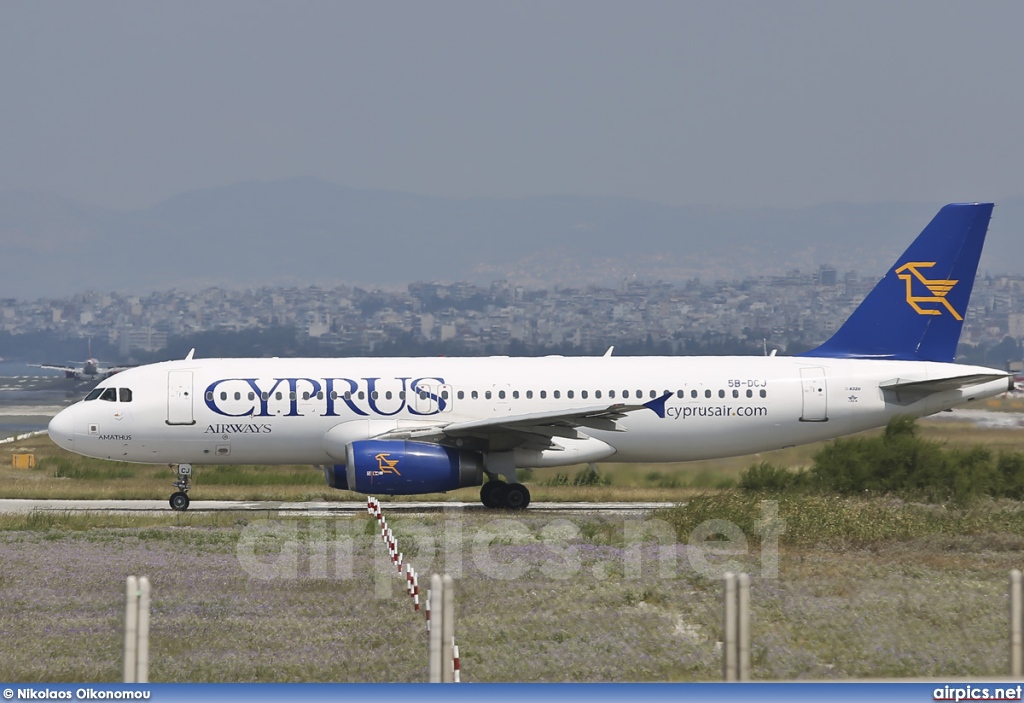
1,178,1021,298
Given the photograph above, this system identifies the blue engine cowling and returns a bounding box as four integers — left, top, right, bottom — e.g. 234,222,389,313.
327,440,483,495
324,464,349,490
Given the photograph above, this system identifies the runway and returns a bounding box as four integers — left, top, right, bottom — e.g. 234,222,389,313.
0,498,677,516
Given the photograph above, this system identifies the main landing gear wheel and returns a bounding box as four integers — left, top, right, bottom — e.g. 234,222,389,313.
479,481,530,510
480,481,503,508
169,463,192,511
504,483,530,510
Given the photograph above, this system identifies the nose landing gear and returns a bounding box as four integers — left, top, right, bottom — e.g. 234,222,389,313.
169,464,192,511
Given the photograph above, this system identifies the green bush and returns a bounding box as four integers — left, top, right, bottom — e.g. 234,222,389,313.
738,461,810,492
740,416,1024,504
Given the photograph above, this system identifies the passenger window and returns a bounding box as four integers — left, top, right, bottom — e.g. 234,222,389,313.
205,391,214,401
540,391,547,399
457,391,465,400
718,390,725,398
248,392,255,401
275,392,283,401
100,388,117,402
581,390,588,399
358,391,365,400
498,390,506,399
317,392,324,400
760,390,767,398
623,390,629,399
234,392,241,401
554,390,561,399
419,391,428,400
472,391,479,399
595,390,601,399
119,388,132,403
567,390,574,399
705,390,712,398
485,391,492,400
650,390,657,399
331,391,338,400
746,390,753,398
691,390,698,398
399,391,406,400
289,392,296,400
261,392,269,401
371,391,379,400
85,389,103,401
442,390,449,400
385,391,392,400
220,392,228,401
526,390,533,399
609,390,615,399
732,390,739,398
677,390,684,398
513,390,519,399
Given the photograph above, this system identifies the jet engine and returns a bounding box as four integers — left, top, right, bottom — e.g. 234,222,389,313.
324,440,483,495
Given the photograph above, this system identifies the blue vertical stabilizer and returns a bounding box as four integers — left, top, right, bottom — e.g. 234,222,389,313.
800,202,993,362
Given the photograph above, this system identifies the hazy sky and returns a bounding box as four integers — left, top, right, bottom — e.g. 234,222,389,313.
2,1,1022,211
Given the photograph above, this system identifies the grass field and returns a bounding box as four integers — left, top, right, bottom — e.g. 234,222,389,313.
0,501,1022,681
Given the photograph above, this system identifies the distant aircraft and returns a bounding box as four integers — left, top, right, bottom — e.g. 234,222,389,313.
48,203,1011,511
31,341,128,380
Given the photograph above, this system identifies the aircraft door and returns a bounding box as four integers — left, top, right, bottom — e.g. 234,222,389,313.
799,367,828,422
167,370,195,425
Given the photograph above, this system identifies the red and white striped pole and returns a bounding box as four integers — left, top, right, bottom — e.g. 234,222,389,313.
453,642,460,683
425,589,431,632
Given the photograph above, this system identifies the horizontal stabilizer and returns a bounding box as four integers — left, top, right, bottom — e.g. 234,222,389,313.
880,372,1011,399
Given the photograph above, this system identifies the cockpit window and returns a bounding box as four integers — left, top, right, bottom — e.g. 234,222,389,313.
85,388,103,401
119,388,133,403
99,388,117,402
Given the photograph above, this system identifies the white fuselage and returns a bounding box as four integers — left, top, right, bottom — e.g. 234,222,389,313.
47,355,1009,468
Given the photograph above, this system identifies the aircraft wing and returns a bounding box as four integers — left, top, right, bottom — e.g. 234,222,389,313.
29,364,77,373
377,394,670,451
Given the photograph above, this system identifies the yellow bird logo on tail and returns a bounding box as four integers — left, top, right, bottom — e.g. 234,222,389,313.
895,262,962,320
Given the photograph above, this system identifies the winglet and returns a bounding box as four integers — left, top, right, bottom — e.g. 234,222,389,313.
643,391,673,419
185,348,195,361
603,346,614,357
800,203,993,362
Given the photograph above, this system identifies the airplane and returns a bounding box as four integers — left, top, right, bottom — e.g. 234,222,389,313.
47,203,1011,511
31,341,129,381
31,358,129,381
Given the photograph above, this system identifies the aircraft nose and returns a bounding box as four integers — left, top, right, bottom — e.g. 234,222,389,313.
48,407,75,449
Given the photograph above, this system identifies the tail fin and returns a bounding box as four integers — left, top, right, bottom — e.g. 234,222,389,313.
800,202,993,362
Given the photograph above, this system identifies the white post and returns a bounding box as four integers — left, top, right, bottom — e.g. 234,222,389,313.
722,572,736,681
441,574,455,683
1012,570,1022,677
123,576,138,684
429,575,443,682
123,576,150,683
738,572,750,682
